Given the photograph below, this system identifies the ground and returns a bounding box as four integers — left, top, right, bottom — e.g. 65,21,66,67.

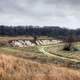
0,54,80,80
0,36,80,80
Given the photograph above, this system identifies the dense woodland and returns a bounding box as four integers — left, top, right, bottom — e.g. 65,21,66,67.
0,25,80,39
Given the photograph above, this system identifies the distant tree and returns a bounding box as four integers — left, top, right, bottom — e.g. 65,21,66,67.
63,30,78,51
31,36,38,45
33,36,37,41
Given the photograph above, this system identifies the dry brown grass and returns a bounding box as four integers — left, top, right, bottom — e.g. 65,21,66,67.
0,54,80,80
0,36,33,42
0,36,51,42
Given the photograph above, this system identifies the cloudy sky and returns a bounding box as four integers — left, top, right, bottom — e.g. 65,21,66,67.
0,0,80,29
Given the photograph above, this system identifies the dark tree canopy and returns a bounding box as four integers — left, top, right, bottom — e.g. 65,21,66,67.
0,25,80,41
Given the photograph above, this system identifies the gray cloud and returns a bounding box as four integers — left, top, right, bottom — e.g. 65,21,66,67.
0,0,80,29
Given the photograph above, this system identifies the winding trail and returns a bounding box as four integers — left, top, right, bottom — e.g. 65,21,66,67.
38,45,80,62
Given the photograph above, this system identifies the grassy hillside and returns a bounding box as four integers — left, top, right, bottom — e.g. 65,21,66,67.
0,43,80,68
0,36,80,80
0,54,80,80
46,43,80,60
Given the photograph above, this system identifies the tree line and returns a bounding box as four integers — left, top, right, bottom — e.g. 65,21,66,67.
0,25,80,39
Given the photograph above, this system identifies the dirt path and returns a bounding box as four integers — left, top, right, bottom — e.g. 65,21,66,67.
38,45,80,62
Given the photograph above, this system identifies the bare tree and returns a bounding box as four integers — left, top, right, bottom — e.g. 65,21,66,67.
33,36,37,42
32,36,38,45
63,30,77,51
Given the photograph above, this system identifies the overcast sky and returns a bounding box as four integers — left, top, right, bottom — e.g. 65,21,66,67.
0,0,80,29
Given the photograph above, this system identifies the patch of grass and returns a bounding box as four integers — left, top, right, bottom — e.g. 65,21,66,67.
0,46,39,54
17,46,40,53
0,46,44,61
0,54,80,80
47,43,80,60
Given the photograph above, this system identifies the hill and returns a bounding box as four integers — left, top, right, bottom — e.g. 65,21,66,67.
0,54,80,80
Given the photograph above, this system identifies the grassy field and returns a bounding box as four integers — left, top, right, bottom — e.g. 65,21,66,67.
0,36,52,42
0,43,80,69
0,36,80,79
0,54,80,80
46,43,80,60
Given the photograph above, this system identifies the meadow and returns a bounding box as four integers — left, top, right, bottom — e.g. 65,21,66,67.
0,36,80,80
